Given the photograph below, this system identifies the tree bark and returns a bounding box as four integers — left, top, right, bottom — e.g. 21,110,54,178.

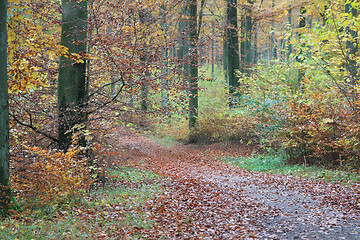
288,5,292,59
58,0,88,151
0,0,10,215
211,22,215,75
160,5,169,112
188,0,198,130
178,0,190,77
270,0,277,61
345,0,358,86
226,0,240,99
244,1,253,75
139,9,152,112
296,6,306,91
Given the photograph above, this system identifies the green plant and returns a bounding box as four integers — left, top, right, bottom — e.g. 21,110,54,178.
224,152,360,184
1,167,161,239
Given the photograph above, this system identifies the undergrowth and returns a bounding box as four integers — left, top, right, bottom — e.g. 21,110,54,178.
0,167,161,239
224,152,360,185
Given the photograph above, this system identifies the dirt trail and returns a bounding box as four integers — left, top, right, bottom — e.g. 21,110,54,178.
115,128,360,239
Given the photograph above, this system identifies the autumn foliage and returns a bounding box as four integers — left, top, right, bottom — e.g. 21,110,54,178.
11,145,91,207
3,0,360,223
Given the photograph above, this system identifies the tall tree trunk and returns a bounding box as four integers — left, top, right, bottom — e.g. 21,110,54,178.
160,5,169,112
178,0,190,76
296,6,306,91
188,0,198,130
223,31,228,74
240,10,245,74
270,0,277,61
253,21,258,63
226,0,240,100
345,0,358,86
244,1,253,75
58,0,88,151
0,0,10,215
139,9,152,111
211,22,215,75
288,5,292,59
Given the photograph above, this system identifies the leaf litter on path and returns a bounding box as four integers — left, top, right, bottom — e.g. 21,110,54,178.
115,127,360,239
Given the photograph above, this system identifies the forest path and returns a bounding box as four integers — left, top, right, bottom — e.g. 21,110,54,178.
114,127,360,239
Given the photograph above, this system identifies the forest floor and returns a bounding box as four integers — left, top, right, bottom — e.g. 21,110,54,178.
113,125,360,239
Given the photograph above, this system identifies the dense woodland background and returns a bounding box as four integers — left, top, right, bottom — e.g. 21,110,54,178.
1,0,360,226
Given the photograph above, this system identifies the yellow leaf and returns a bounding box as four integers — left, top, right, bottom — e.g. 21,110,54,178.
322,118,335,124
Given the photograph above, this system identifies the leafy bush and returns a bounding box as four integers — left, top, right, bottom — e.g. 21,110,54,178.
189,108,257,144
11,144,92,209
279,91,360,168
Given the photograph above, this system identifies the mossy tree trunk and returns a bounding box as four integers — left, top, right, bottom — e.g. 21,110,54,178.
58,0,88,151
0,0,10,215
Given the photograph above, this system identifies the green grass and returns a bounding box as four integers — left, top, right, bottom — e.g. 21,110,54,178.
0,167,161,239
146,134,180,148
224,152,360,184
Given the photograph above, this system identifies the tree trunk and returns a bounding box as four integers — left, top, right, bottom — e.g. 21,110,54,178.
226,0,240,99
188,0,198,130
270,0,277,61
240,11,245,73
345,1,358,86
211,22,215,75
178,0,190,76
160,5,169,112
296,6,306,91
253,21,258,63
139,9,152,112
0,0,10,215
244,1,253,75
58,0,88,151
288,5,292,59
223,31,228,75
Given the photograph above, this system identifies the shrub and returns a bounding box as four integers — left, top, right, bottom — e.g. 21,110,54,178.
11,144,92,209
189,108,258,144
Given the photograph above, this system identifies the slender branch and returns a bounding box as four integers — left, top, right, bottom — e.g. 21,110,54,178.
10,112,59,143
86,45,126,115
86,78,125,115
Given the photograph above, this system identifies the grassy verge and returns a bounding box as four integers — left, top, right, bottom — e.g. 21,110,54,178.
0,167,161,239
224,152,360,184
146,134,180,148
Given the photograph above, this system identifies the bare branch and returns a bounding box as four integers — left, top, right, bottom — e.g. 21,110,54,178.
10,112,59,143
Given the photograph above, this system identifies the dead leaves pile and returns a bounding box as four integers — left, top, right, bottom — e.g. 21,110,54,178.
116,130,360,239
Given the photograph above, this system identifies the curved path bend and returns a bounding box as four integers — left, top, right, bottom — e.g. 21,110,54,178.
114,128,360,239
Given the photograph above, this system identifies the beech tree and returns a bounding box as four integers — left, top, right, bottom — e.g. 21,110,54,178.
139,8,152,111
188,0,199,130
178,0,190,76
58,0,88,150
225,0,240,101
0,0,10,215
345,0,358,86
241,0,254,75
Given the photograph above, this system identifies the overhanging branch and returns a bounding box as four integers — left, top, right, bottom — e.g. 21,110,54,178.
10,112,59,143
